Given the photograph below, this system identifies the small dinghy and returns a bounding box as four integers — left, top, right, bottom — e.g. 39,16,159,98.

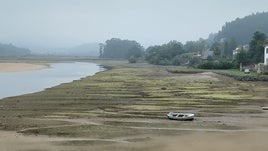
262,106,268,110
167,112,194,121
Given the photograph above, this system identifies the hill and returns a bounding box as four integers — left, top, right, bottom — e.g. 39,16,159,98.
215,12,268,45
30,43,99,57
67,43,99,57
0,43,31,56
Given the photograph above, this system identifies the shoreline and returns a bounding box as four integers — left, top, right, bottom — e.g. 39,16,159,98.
0,63,48,73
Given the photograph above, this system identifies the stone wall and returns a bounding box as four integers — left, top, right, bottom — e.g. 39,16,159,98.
257,63,268,74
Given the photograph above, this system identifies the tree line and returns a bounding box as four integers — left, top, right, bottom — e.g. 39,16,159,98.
99,38,144,63
215,12,268,45
234,31,267,66
100,30,267,69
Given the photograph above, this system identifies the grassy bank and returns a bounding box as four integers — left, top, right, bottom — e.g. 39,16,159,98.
167,67,268,81
0,61,268,150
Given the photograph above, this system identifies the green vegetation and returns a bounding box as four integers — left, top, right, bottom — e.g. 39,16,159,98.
215,12,268,45
197,61,234,69
234,31,267,65
96,13,268,70
167,67,268,81
145,41,185,65
215,70,268,81
99,38,144,60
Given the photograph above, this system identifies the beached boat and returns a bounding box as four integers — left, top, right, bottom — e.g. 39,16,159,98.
167,112,194,121
262,106,268,110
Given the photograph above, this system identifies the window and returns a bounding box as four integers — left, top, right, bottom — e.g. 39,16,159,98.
266,48,268,54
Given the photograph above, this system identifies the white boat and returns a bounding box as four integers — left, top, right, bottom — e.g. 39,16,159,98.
167,112,194,121
262,106,268,110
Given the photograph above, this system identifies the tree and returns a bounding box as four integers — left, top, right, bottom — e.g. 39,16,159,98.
211,42,221,59
98,43,105,58
234,47,250,67
100,38,144,59
248,31,267,64
189,57,202,67
223,38,237,58
184,38,207,53
145,41,185,65
215,12,268,45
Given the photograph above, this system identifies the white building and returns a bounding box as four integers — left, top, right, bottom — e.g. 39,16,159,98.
233,47,240,56
265,43,268,65
232,45,249,57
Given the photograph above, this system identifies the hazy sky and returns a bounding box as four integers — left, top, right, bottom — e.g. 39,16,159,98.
0,0,268,48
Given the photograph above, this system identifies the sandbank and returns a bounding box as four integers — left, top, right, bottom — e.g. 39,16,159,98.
0,63,47,73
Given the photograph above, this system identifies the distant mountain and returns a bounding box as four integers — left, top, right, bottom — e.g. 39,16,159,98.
215,12,268,45
67,43,99,57
0,43,31,56
30,43,100,57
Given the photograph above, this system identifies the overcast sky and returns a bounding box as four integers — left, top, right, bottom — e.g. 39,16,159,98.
0,0,268,48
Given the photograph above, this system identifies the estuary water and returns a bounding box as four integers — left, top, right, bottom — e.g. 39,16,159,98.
0,62,104,99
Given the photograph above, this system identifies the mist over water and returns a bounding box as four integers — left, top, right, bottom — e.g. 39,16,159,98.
0,62,104,99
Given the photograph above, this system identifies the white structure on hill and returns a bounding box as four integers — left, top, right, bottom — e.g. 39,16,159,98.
265,43,268,65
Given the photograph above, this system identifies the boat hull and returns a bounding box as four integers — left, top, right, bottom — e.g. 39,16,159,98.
167,116,194,121
262,107,268,110
167,112,194,121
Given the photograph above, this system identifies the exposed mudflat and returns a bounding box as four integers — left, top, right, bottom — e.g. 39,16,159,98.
1,63,268,151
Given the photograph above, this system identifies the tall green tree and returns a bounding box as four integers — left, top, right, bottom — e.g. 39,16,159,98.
223,38,237,58
248,31,267,64
100,38,144,59
234,47,250,67
211,42,221,59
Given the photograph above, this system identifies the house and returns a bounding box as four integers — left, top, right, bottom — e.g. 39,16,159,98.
264,42,268,65
232,45,249,57
233,47,240,56
201,49,213,60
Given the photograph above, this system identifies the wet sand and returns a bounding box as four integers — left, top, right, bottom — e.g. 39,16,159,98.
1,130,268,151
0,63,47,72
159,131,268,151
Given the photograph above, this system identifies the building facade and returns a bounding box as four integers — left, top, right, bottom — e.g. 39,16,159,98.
265,44,268,65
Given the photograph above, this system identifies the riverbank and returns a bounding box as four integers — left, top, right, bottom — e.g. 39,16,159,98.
0,63,48,72
0,61,268,151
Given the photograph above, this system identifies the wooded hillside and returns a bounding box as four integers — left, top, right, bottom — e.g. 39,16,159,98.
215,12,268,45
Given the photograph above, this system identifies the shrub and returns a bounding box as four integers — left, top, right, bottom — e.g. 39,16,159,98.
189,57,202,67
128,56,138,63
197,61,234,69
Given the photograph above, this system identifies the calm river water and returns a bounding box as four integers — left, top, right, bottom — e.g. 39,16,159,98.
0,62,104,99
